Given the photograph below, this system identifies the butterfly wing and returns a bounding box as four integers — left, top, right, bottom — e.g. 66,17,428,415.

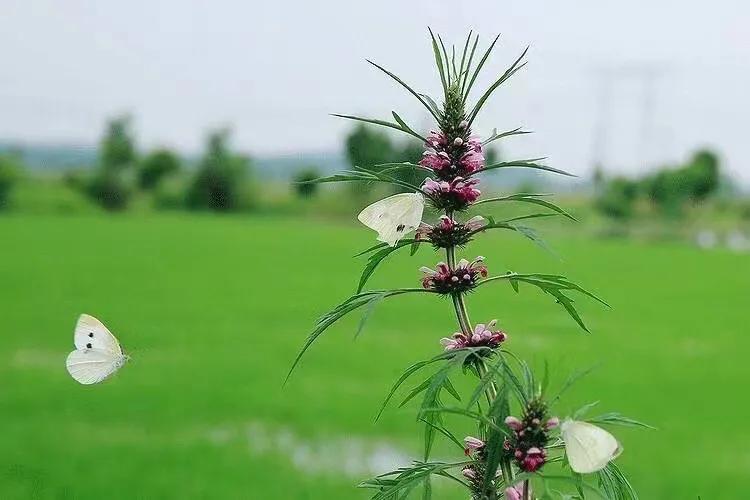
74,314,122,355
66,348,124,385
357,193,424,246
561,420,621,473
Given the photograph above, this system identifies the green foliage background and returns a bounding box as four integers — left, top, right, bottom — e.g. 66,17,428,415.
0,214,745,498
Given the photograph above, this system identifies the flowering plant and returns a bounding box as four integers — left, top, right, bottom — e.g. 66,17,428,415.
289,31,650,500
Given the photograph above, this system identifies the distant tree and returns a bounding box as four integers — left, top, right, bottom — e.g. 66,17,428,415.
683,149,720,201
139,149,181,190
345,125,394,199
0,154,21,209
99,115,136,171
345,124,394,170
595,177,638,219
293,167,321,198
186,129,250,211
85,115,138,211
642,168,681,207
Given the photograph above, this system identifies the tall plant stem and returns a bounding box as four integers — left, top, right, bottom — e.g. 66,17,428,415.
522,479,530,500
446,213,515,491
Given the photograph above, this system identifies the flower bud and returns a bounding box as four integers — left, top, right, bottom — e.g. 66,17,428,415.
463,436,485,455
462,467,477,480
504,416,523,431
459,120,469,129
545,416,560,429
453,137,464,147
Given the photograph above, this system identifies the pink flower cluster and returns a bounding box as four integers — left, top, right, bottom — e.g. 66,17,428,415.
420,257,487,294
415,215,485,248
503,415,559,472
440,320,507,351
422,177,481,210
420,131,485,178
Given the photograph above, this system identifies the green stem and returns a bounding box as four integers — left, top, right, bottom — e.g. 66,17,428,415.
443,148,515,495
522,479,530,500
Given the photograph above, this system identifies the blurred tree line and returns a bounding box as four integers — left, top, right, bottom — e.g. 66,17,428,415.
594,150,724,219
63,115,256,212
2,117,740,222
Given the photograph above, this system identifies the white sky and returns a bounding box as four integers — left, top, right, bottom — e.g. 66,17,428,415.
1,1,748,182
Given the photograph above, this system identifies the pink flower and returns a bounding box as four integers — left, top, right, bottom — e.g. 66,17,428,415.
504,483,529,500
422,177,481,210
459,149,485,174
519,447,546,472
426,130,448,150
545,416,560,430
419,151,452,171
440,335,465,351
464,215,486,232
473,320,507,346
439,319,506,352
462,467,477,480
420,256,487,294
504,416,523,432
467,135,483,153
463,436,485,455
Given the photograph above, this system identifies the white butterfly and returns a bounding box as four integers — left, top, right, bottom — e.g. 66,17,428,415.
561,420,622,473
357,193,425,246
65,314,129,385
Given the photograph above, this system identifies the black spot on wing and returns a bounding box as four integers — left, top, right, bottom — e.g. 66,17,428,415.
88,332,94,338
396,224,405,232
86,343,92,349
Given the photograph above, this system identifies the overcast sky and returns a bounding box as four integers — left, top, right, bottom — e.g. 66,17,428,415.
1,1,748,182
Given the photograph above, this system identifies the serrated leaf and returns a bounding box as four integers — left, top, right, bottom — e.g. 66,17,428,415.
310,164,431,196
287,288,434,383
418,93,443,119
331,113,427,143
472,158,575,178
597,462,639,500
354,294,383,339
483,126,533,146
588,413,656,430
358,239,417,293
366,59,441,121
551,366,598,404
474,193,578,221
376,350,459,422
477,272,608,333
572,401,601,420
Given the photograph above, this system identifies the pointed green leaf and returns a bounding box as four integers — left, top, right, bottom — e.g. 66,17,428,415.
463,33,500,102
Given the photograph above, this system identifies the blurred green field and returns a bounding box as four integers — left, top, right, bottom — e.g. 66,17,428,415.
0,214,747,499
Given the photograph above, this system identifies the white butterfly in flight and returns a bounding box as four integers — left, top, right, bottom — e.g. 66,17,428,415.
357,193,425,246
561,420,622,473
66,314,129,385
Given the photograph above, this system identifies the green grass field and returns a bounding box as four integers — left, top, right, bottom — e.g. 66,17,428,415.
0,214,747,499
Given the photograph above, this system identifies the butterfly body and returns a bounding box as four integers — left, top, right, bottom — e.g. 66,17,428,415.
66,314,128,385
